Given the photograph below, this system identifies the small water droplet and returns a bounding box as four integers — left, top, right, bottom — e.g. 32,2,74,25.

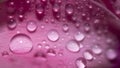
45,44,50,49
74,32,85,42
18,14,24,21
76,57,86,68
37,43,42,48
9,34,33,54
83,50,93,61
66,40,80,52
62,24,69,32
106,38,112,44
35,4,44,20
34,51,47,61
26,20,37,32
84,23,90,32
1,51,9,57
65,4,74,15
42,40,46,44
47,48,56,56
41,25,45,29
7,19,17,29
80,43,84,48
106,49,117,60
91,44,102,55
53,3,60,13
75,22,80,28
47,30,59,42
94,19,100,24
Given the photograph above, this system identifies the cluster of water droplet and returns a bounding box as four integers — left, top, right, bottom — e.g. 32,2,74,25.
3,0,119,68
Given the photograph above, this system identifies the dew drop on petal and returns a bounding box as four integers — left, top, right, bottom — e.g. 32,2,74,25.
74,32,85,42
47,30,59,42
62,24,69,32
27,20,37,32
66,40,80,52
83,50,93,61
53,3,60,13
76,57,86,68
47,48,56,56
84,23,90,32
1,51,9,57
7,19,17,29
106,49,117,60
9,34,33,54
65,4,74,15
91,44,102,55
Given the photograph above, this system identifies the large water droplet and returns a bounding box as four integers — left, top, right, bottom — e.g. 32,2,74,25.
76,57,86,68
62,24,69,32
91,44,102,55
47,30,59,42
9,34,33,54
26,20,37,32
83,50,93,61
65,4,74,15
7,19,17,29
106,49,117,60
66,40,80,52
74,32,85,42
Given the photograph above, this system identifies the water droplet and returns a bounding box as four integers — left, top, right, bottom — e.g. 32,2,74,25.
53,3,60,13
1,51,9,57
27,20,37,32
65,4,74,15
74,32,85,42
42,40,46,44
35,4,44,20
84,23,90,32
41,25,45,29
52,3,61,20
76,57,86,68
66,40,80,52
47,48,56,56
75,22,80,28
18,14,24,21
94,19,100,24
37,43,42,49
83,50,93,61
9,34,33,54
106,49,117,60
91,44,102,55
47,30,59,42
62,24,69,32
41,0,48,5
34,51,47,61
80,43,84,48
7,19,17,29
45,44,50,49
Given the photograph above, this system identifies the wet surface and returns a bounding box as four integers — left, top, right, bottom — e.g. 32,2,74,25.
0,0,120,68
